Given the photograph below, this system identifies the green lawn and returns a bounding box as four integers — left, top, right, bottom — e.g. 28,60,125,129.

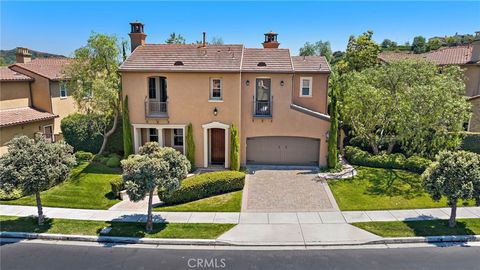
0,162,121,209
0,215,234,239
328,166,474,211
154,191,242,212
353,219,480,237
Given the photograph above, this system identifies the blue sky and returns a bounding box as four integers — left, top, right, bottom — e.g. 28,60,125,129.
1,1,479,56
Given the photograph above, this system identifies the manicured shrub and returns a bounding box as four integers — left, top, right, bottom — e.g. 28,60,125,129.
230,124,240,171
460,132,480,154
74,151,94,161
106,153,121,168
186,123,195,171
110,177,124,198
158,171,245,205
344,146,431,173
0,188,23,200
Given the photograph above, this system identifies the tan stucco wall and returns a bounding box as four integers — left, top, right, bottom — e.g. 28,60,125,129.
469,97,480,132
122,72,242,168
0,119,55,155
240,73,330,167
291,73,329,114
50,81,77,135
0,81,30,109
463,65,480,97
9,66,52,113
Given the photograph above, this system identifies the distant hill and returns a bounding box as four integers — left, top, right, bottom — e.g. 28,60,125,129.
0,48,65,66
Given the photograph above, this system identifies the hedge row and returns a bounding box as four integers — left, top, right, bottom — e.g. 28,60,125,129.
158,171,245,205
460,132,480,154
344,146,432,173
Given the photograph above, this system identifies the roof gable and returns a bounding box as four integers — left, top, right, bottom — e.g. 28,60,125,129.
10,58,71,80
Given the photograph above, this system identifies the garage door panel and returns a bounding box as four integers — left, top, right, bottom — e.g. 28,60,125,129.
247,136,319,165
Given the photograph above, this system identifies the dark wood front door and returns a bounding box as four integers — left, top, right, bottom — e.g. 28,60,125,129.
211,128,225,164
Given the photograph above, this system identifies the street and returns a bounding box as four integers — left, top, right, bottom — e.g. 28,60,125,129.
1,240,480,270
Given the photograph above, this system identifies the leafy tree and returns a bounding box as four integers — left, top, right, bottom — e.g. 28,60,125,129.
412,36,427,54
427,38,442,51
331,51,345,66
0,56,7,66
327,73,339,169
0,135,76,225
381,39,398,50
299,41,333,62
122,143,189,231
422,151,480,227
337,30,380,74
210,37,224,45
122,96,134,158
186,123,195,171
165,33,186,44
230,124,240,171
339,60,471,156
63,33,122,155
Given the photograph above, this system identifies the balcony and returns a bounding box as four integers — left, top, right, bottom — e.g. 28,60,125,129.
253,97,273,117
145,100,168,118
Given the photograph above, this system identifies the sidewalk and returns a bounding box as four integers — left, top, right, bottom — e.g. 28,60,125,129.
1,204,479,224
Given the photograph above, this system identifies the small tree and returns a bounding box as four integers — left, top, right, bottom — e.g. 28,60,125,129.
122,142,190,231
122,95,134,158
165,33,186,44
412,36,427,54
327,74,339,169
422,151,480,227
186,123,195,171
230,124,240,171
0,135,76,225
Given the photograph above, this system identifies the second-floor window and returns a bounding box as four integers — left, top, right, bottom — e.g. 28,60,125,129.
300,77,312,97
210,78,222,100
173,129,183,146
60,83,68,99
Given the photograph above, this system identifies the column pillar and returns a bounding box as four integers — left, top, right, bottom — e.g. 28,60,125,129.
134,128,141,153
157,128,163,146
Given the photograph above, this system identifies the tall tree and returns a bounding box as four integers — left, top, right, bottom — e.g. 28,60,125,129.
337,30,380,74
299,41,333,62
422,151,480,227
186,123,195,171
122,96,134,158
0,135,76,225
210,37,224,45
165,33,186,44
230,124,240,171
412,36,427,54
327,72,339,168
63,33,122,155
381,39,398,50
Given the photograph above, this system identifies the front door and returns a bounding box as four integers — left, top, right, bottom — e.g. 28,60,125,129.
210,128,225,164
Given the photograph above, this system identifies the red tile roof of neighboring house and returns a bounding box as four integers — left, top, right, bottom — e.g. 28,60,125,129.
0,67,33,82
242,48,293,72
120,44,331,73
120,44,244,72
378,46,478,65
291,56,330,73
10,58,70,81
0,107,57,128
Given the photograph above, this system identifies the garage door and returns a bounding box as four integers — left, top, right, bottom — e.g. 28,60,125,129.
246,136,320,165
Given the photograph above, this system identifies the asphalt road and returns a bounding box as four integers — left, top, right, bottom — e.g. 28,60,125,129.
2,241,480,270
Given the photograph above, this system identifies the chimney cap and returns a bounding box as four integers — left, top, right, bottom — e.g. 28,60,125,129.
130,21,144,26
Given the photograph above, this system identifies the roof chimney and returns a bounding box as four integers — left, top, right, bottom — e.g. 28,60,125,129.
202,32,206,47
471,31,480,63
16,47,31,63
129,22,147,52
262,31,279,49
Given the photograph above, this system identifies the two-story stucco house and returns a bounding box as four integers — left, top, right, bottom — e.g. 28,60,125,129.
379,32,480,132
120,22,331,168
0,48,76,154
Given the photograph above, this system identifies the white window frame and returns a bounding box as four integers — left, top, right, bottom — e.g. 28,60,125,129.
300,77,313,97
43,125,54,142
59,83,68,99
172,128,184,147
209,78,223,101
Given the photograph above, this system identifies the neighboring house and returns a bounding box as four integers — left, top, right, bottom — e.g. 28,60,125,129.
379,32,480,132
0,66,57,154
120,22,331,168
8,48,76,138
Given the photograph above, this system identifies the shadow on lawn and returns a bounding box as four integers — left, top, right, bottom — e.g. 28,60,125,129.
101,221,168,239
365,168,424,199
0,216,53,233
403,219,476,238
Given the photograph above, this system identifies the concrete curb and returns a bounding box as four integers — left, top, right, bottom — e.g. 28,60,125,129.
2,231,479,247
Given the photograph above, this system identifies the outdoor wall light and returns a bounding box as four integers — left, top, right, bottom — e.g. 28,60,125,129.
213,107,218,116
280,80,285,86
246,80,250,86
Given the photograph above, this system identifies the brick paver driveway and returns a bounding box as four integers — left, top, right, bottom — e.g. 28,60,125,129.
241,166,340,212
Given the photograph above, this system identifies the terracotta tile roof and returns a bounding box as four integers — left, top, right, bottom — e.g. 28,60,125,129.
120,44,244,72
0,67,33,82
241,48,293,72
378,46,478,65
11,58,70,80
0,107,57,127
291,56,331,73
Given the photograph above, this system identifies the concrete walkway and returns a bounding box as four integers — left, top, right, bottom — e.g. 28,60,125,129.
2,204,479,224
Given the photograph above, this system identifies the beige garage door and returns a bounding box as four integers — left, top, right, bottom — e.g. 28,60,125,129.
246,137,320,165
